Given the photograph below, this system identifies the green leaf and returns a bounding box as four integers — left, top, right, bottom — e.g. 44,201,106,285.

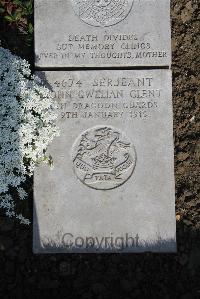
27,0,33,11
28,22,33,34
21,0,32,14
13,11,22,21
4,15,14,22
13,0,22,5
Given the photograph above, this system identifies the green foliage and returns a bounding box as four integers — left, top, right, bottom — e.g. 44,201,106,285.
0,0,33,45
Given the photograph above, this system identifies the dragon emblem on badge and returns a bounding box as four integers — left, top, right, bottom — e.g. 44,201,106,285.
72,126,136,190
71,0,134,27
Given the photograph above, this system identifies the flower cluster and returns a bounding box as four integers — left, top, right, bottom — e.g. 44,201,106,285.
0,47,60,224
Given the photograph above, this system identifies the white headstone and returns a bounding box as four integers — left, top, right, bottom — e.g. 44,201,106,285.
33,69,176,253
34,0,171,67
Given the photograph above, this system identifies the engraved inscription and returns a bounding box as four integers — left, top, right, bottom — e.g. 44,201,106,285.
52,75,161,121
71,0,134,27
72,126,136,190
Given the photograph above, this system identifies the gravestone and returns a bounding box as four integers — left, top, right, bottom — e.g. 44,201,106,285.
33,70,176,253
33,0,176,253
34,0,171,67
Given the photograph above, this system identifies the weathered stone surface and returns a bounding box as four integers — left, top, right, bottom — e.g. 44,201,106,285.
34,0,171,67
33,69,176,253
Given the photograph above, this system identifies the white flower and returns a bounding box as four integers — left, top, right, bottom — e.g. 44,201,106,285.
0,47,60,224
17,187,28,200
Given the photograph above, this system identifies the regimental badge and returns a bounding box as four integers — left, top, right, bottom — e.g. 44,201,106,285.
72,126,136,190
71,0,134,27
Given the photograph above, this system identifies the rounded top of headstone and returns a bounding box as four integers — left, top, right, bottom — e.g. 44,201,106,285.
71,0,134,27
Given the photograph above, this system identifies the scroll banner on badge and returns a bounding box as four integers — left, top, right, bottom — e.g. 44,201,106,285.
74,153,133,180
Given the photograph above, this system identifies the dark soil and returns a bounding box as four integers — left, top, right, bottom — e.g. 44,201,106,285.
0,0,200,298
